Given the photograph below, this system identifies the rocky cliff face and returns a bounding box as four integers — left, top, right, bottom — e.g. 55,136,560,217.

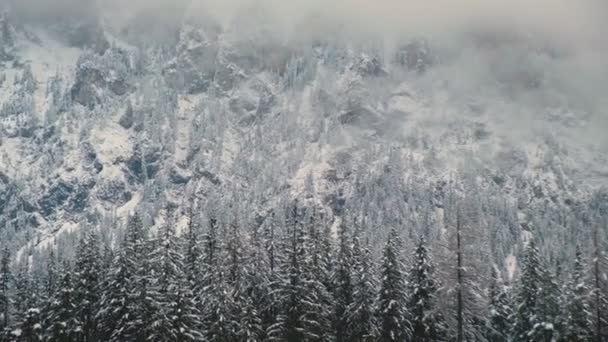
0,5,606,267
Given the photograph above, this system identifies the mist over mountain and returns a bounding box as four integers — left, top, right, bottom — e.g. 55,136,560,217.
0,0,607,340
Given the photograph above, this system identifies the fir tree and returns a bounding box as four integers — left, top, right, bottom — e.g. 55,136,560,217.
406,235,446,342
183,205,202,287
561,246,592,341
45,266,78,342
0,247,10,332
346,226,378,342
239,226,268,341
332,222,353,342
98,213,150,342
13,261,35,327
486,267,512,342
73,230,102,342
148,222,203,341
268,203,333,342
377,228,410,342
200,219,239,342
15,308,42,342
512,240,545,341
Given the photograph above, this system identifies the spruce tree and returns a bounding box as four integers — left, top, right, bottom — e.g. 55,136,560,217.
268,203,333,342
332,222,353,342
486,267,512,342
0,247,10,332
13,262,33,326
561,246,593,341
303,217,334,342
15,308,42,342
73,231,102,342
148,223,203,341
45,266,78,342
346,226,378,342
406,235,446,341
200,218,239,342
512,240,544,340
239,226,268,341
377,228,410,342
98,213,149,342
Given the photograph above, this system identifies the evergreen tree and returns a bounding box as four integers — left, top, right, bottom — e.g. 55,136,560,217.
45,266,78,342
346,226,378,342
536,262,562,340
45,251,58,300
560,246,592,341
268,203,333,342
98,213,149,342
96,246,130,341
332,222,353,342
148,222,203,341
591,224,608,341
0,247,10,332
377,228,410,342
183,205,202,287
15,308,42,342
13,261,35,327
200,218,239,342
486,267,512,342
73,231,102,342
239,226,268,341
512,240,549,341
406,235,446,342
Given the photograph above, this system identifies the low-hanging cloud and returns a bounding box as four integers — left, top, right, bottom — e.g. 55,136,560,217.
6,0,606,47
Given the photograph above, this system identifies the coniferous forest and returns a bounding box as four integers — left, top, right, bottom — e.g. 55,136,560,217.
0,201,607,342
1,1,608,341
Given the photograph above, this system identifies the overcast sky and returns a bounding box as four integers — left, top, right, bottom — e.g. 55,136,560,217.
5,0,606,45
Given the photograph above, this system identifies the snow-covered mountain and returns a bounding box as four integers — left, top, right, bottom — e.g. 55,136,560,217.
0,2,607,270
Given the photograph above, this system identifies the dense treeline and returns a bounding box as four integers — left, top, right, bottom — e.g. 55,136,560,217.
0,203,607,342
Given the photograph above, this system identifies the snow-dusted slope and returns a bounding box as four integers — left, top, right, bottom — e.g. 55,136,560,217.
0,6,606,272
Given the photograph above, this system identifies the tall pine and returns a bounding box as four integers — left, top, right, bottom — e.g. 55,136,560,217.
377,228,410,341
406,235,446,341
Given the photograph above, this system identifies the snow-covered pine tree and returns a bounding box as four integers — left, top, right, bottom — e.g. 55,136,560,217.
332,222,353,342
377,228,410,342
13,260,34,328
512,239,544,340
268,202,333,342
14,308,42,342
530,256,562,340
345,224,378,342
130,214,156,342
486,267,512,342
148,221,203,342
437,204,490,342
96,245,129,341
98,213,149,342
560,246,593,341
238,223,268,341
200,217,240,342
0,247,10,332
45,250,58,300
73,230,102,342
44,264,78,342
406,235,447,342
591,222,608,341
183,204,202,287
302,209,334,342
